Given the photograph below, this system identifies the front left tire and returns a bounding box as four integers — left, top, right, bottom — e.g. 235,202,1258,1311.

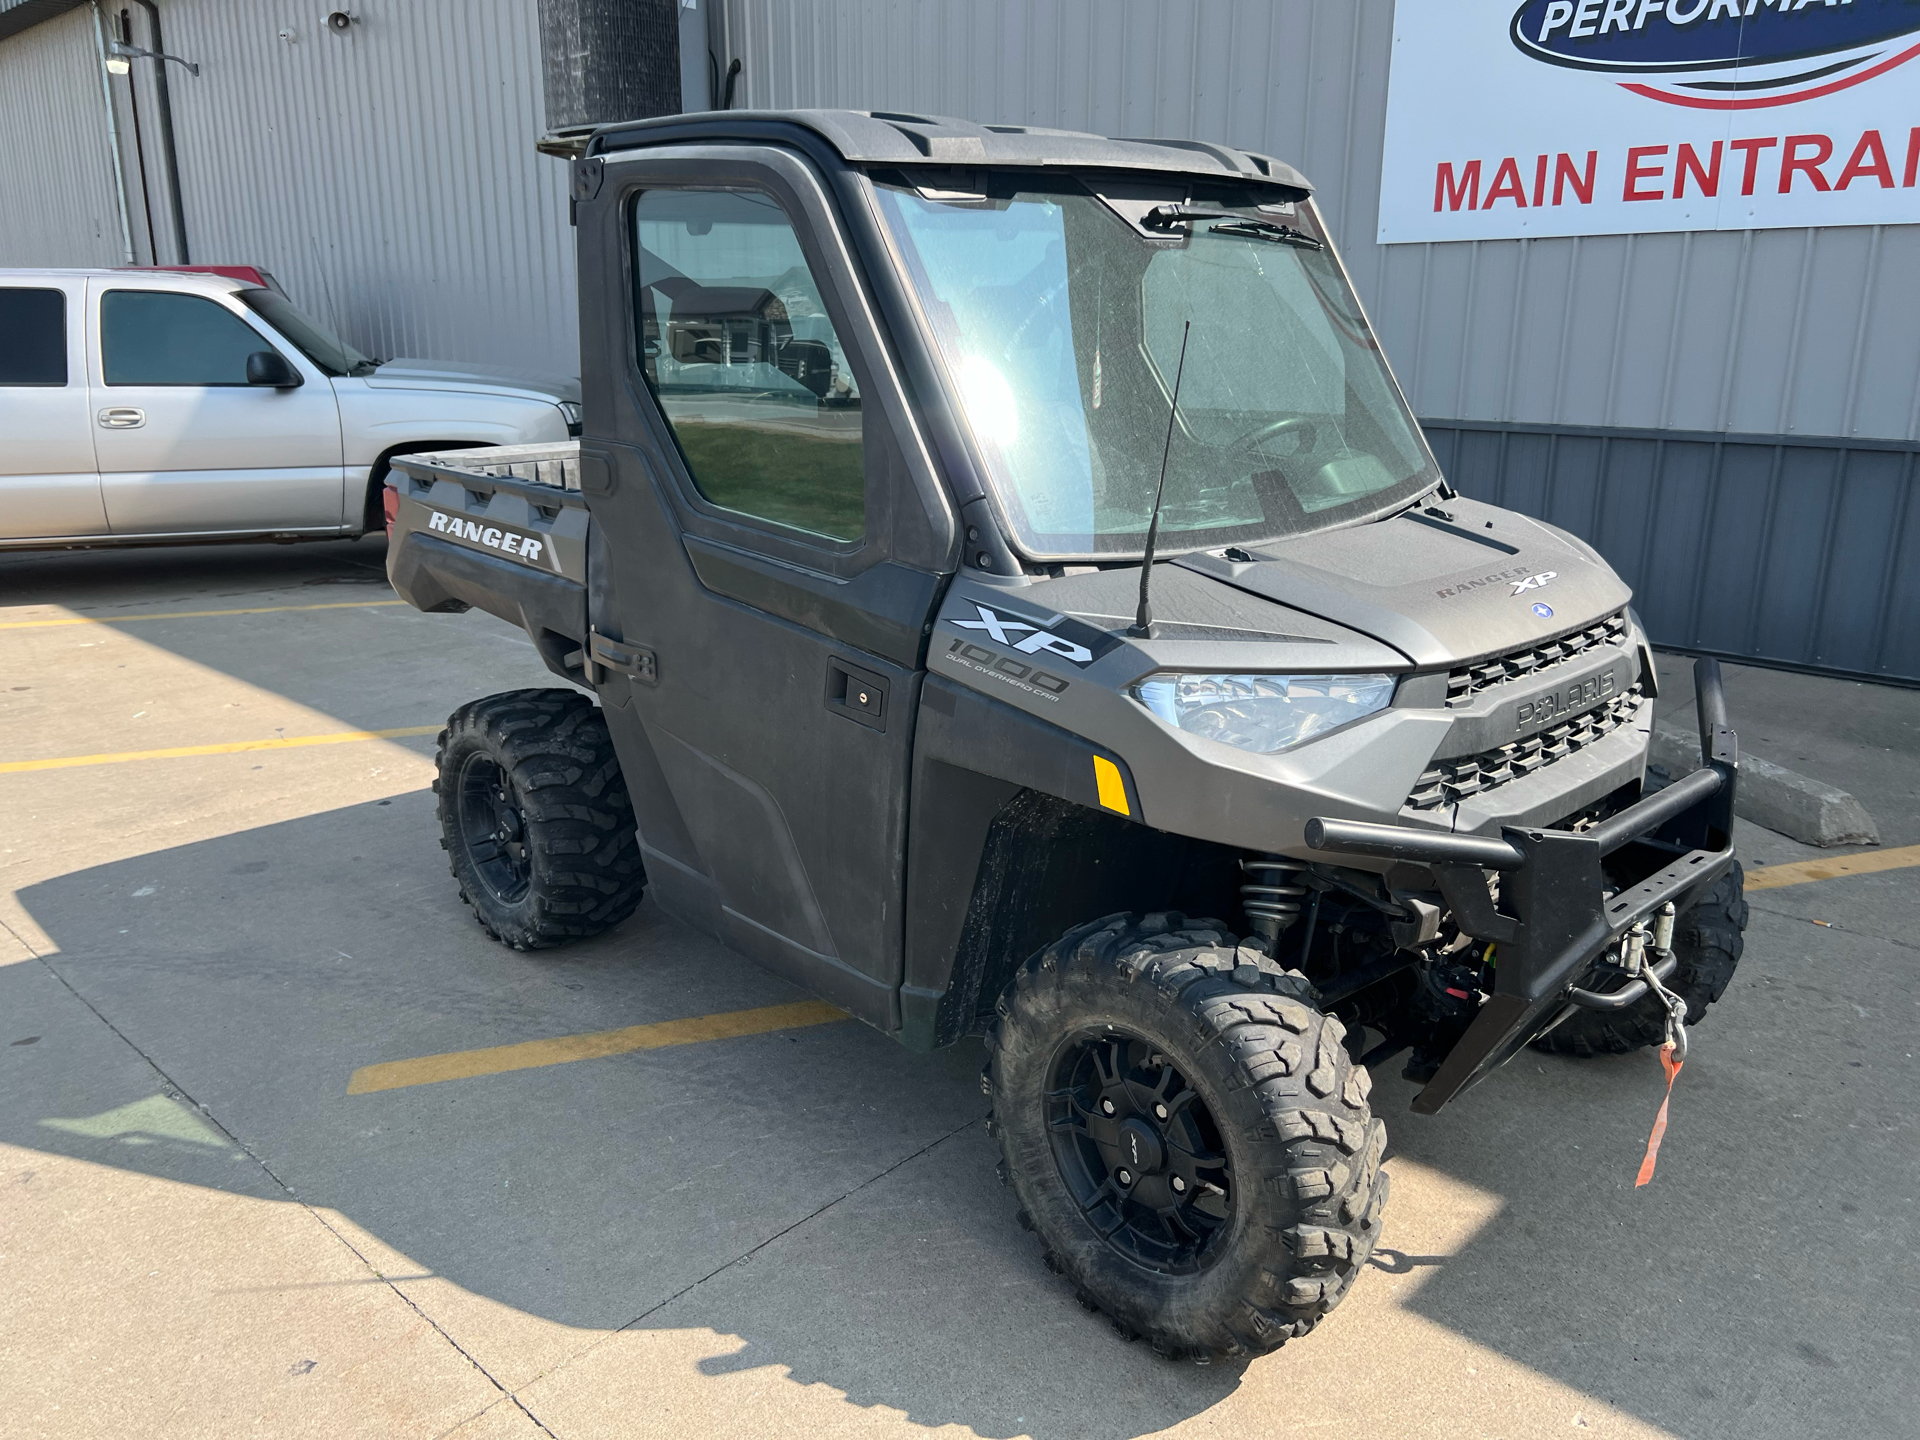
984,911,1388,1359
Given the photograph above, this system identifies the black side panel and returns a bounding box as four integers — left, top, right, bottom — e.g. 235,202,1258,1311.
899,677,1239,1051
389,532,586,682
914,673,1137,815
682,535,939,670
594,701,720,939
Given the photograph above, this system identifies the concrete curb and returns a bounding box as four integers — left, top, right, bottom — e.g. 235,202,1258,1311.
1649,724,1881,848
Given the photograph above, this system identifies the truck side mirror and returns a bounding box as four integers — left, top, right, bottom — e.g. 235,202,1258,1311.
245,350,302,388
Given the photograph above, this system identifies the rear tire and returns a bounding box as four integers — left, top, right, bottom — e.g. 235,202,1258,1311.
984,912,1387,1359
434,689,646,949
1534,862,1748,1057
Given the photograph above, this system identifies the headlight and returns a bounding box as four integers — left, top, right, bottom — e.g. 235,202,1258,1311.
1130,673,1396,755
556,400,583,431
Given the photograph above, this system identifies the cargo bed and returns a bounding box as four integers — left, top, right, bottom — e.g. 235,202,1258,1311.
386,443,592,680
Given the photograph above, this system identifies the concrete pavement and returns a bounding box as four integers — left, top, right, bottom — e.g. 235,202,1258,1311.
2,537,1914,1439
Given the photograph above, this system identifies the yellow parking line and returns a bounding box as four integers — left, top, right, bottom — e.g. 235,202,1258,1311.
1745,844,1920,892
0,599,404,630
0,725,442,774
347,999,849,1094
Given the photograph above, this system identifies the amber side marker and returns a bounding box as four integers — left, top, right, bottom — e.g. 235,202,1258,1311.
347,999,849,1095
1093,756,1131,815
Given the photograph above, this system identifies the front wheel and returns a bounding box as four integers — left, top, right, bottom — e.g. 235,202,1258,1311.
434,689,646,949
984,912,1388,1359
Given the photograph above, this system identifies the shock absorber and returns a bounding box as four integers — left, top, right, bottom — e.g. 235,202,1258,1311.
1240,853,1308,955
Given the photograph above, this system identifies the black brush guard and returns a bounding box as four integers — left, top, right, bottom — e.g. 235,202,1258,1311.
1305,658,1739,1113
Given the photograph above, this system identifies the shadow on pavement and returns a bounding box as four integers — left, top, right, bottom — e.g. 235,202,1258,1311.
4,768,1915,1434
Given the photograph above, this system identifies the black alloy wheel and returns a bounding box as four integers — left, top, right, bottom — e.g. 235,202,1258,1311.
1047,1032,1232,1274
987,912,1388,1359
433,689,647,950
456,755,532,904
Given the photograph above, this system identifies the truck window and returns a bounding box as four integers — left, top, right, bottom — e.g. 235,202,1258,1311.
0,288,66,385
101,291,279,387
632,188,864,543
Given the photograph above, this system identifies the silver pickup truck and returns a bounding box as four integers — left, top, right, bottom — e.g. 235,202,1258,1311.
0,267,579,550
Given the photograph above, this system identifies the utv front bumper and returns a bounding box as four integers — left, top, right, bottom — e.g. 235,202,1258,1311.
1306,657,1739,1113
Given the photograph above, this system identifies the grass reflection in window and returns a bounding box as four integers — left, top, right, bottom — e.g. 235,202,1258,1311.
635,188,867,544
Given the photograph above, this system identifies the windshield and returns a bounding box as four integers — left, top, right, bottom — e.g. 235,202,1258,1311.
874,178,1438,557
237,288,377,376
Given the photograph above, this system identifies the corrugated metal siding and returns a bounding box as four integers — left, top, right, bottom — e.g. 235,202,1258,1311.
147,0,577,374
0,4,127,267
713,0,1920,444
1424,422,1919,682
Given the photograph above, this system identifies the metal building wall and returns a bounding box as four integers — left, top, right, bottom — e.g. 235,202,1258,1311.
133,0,577,375
0,4,130,268
710,0,1919,679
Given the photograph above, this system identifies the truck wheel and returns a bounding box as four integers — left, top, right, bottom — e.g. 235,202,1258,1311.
1535,862,1749,1058
434,689,646,950
984,912,1388,1359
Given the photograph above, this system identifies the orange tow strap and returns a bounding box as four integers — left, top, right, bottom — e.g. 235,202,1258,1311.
1634,1041,1684,1187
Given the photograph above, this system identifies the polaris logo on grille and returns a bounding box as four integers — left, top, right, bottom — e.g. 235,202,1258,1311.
1516,670,1616,730
425,508,549,566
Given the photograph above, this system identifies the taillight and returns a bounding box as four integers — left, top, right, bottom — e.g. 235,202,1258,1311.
382,483,399,535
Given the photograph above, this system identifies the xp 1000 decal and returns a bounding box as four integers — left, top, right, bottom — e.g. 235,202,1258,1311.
1379,0,1919,242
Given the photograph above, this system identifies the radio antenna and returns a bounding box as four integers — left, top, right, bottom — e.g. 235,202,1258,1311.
1131,319,1191,639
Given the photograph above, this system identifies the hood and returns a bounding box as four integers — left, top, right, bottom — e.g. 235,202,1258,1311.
1172,497,1631,669
366,358,580,404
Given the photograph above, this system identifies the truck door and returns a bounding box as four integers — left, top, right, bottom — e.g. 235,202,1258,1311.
576,149,957,1029
86,282,345,535
0,280,106,538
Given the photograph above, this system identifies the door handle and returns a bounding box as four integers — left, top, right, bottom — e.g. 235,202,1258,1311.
825,657,887,732
97,407,145,429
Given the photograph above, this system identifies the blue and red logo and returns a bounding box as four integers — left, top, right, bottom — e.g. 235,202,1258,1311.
1509,0,1920,108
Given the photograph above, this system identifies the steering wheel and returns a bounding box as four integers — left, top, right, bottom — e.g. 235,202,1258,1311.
1225,414,1318,459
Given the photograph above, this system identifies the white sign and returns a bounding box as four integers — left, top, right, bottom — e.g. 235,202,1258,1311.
1378,0,1920,243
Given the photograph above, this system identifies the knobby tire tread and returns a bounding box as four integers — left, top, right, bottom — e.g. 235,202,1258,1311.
984,911,1387,1360
434,688,645,949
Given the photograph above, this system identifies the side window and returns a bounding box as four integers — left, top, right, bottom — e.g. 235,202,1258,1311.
0,288,67,385
633,188,864,543
101,291,275,386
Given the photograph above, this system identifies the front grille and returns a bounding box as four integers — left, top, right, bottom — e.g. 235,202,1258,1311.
1445,611,1629,707
1407,684,1645,811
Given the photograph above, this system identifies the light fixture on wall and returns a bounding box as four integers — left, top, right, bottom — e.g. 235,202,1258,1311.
105,38,200,77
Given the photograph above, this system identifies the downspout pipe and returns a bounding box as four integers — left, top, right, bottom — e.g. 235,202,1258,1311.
89,2,135,264
132,0,189,263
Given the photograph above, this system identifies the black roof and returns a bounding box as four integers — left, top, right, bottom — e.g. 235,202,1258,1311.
589,108,1312,197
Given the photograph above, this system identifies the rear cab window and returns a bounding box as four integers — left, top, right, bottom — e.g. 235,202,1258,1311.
0,288,68,386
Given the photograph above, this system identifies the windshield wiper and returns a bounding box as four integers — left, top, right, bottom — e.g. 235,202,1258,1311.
1141,204,1324,250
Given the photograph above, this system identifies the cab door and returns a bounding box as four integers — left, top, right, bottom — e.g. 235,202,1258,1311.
575,148,957,1029
87,282,345,535
0,280,105,537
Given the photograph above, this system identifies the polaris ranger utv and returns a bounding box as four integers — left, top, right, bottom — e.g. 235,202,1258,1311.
386,111,1747,1359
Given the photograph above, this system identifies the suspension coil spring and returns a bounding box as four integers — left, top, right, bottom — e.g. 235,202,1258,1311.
1240,853,1309,953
